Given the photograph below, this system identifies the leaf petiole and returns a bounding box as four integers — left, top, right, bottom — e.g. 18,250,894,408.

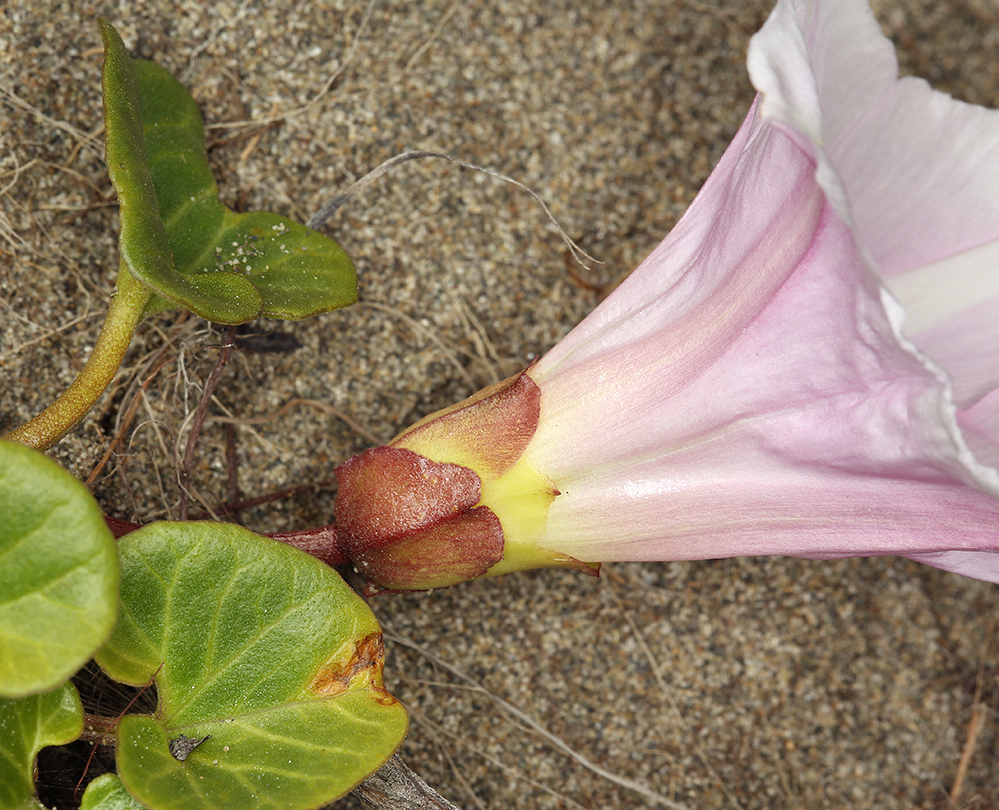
2,265,151,451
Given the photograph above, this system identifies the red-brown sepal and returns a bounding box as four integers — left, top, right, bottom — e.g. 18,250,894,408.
334,446,504,592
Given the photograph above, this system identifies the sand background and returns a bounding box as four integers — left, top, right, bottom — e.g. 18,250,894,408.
2,1,998,807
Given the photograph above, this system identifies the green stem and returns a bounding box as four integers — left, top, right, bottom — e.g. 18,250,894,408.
3,265,151,451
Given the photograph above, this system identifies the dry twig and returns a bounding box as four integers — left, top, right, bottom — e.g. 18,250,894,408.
351,754,463,810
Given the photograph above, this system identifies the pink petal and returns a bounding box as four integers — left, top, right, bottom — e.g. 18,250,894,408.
527,99,999,581
958,391,999,472
884,248,999,465
748,0,999,276
905,295,999,411
749,0,999,460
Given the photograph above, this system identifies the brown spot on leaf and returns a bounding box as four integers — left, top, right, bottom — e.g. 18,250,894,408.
309,632,396,705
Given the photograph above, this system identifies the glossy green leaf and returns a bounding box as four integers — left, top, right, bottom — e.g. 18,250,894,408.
0,681,83,810
99,19,263,324
95,522,407,810
80,774,146,810
134,57,357,321
0,440,119,697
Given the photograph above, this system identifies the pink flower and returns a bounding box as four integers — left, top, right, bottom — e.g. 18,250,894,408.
334,0,999,591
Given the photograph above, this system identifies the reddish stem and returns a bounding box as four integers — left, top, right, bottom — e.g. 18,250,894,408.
103,515,347,566
104,514,141,538
267,524,347,565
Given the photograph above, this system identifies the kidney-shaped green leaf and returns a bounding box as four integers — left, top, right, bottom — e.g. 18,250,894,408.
99,19,263,325
133,56,356,321
80,774,146,810
0,440,119,697
95,522,407,810
0,681,83,810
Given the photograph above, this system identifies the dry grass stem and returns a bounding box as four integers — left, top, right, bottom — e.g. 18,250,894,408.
407,705,587,810
384,629,691,810
305,149,599,272
208,397,384,447
949,703,987,806
603,568,746,810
